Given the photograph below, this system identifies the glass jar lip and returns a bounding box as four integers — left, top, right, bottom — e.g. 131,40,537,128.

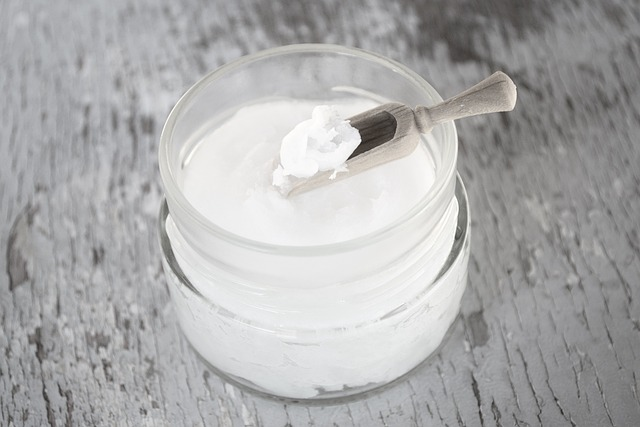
159,43,458,255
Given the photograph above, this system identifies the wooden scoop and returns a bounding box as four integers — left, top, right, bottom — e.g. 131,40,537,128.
288,71,517,196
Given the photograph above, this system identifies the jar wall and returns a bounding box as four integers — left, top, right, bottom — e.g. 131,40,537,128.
158,177,470,400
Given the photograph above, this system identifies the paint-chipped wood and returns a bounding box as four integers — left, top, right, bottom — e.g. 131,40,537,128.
1,0,639,425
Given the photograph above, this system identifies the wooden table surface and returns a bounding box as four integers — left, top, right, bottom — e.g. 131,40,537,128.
1,0,639,425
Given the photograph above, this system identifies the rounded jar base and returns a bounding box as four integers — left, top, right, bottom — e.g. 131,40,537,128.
188,312,464,405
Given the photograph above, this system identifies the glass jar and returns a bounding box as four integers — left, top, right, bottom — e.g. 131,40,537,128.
158,44,470,400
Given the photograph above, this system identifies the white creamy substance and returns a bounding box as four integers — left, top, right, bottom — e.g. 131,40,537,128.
177,99,440,245
165,98,468,398
272,105,361,192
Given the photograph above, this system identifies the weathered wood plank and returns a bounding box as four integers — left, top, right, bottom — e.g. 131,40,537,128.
1,0,639,425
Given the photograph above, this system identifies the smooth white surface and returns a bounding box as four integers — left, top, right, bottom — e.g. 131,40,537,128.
180,99,440,246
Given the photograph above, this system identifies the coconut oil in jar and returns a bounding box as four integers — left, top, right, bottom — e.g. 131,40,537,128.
158,44,470,400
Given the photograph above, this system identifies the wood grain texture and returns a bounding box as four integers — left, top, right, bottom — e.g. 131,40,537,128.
1,0,639,425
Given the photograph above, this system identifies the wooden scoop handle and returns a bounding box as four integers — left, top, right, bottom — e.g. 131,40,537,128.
415,71,517,133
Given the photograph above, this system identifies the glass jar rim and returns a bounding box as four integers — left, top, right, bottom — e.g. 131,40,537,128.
158,43,458,256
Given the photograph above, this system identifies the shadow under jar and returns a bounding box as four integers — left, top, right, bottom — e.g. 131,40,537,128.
158,44,470,400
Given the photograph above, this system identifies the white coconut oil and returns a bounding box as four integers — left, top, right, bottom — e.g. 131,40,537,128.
158,44,470,400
